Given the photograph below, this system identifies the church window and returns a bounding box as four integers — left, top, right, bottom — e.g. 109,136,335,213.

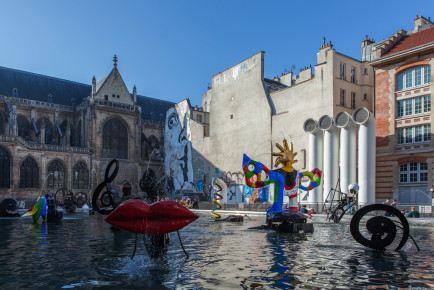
20,156,39,188
37,117,55,144
17,116,30,140
0,146,10,188
73,161,89,189
102,118,128,159
47,160,65,189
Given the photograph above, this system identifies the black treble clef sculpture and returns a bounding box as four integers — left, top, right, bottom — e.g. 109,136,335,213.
91,159,120,215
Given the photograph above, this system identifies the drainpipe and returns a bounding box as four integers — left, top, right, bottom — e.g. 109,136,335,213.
303,118,323,204
334,112,356,196
352,107,376,206
318,115,339,203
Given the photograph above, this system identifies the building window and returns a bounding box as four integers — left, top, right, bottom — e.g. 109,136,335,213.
0,146,11,188
399,162,428,183
397,95,431,118
351,92,356,109
231,114,233,119
37,118,55,145
17,116,30,140
396,66,431,91
104,95,108,101
340,63,346,80
363,94,368,100
363,68,368,75
117,95,120,98
0,113,4,135
19,156,39,188
102,118,128,159
112,94,115,98
72,161,89,189
397,124,431,144
340,89,346,106
197,115,202,123
350,67,356,84
47,160,65,189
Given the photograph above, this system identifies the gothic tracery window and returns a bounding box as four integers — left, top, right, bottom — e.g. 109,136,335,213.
20,156,39,188
0,146,10,188
102,118,128,159
17,115,30,140
72,161,89,189
47,159,65,189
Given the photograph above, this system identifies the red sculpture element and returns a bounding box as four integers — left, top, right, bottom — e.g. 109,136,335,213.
106,200,199,234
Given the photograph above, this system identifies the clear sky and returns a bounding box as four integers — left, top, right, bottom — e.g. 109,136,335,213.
1,1,433,107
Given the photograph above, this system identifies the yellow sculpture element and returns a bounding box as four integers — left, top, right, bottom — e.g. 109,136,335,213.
272,139,297,172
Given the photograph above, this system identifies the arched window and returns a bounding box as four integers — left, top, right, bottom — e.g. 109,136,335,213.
0,146,11,188
17,116,30,140
37,117,54,144
20,156,39,188
72,161,89,189
396,66,431,91
102,118,128,159
59,121,68,146
47,160,65,189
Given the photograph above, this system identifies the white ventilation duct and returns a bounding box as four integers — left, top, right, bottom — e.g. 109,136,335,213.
303,118,323,203
318,115,339,202
334,112,356,196
352,107,376,205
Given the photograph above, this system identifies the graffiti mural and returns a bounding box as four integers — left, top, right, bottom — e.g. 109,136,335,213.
164,100,194,191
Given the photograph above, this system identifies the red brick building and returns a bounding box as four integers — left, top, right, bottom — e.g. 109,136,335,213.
363,16,434,204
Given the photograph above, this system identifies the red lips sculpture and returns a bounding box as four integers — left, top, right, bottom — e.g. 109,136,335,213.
105,200,199,234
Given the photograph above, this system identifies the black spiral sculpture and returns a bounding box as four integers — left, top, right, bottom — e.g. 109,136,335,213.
350,204,410,251
91,159,120,215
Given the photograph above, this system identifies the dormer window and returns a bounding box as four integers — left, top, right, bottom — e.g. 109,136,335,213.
48,94,53,103
71,98,76,106
12,88,19,97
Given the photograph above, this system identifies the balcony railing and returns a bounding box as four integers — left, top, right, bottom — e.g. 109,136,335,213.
0,135,91,154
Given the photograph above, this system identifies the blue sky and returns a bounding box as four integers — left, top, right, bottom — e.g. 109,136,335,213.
1,1,433,106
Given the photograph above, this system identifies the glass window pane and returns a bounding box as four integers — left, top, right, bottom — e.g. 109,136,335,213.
410,162,418,171
405,127,413,143
405,69,413,88
397,73,404,91
415,126,423,142
424,66,431,84
397,101,404,117
420,172,428,182
400,173,407,183
397,128,404,144
420,163,428,171
415,67,422,86
424,124,431,141
409,173,417,182
414,97,422,114
400,164,407,172
405,99,412,115
424,95,431,112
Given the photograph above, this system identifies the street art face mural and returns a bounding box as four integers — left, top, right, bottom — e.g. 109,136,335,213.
164,100,194,191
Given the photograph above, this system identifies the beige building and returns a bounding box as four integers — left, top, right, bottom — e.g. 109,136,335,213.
0,57,174,203
190,41,374,202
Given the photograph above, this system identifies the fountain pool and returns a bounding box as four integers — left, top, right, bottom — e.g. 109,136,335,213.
0,211,433,289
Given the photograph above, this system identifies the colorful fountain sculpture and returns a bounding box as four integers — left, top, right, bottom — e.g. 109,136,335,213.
243,139,321,233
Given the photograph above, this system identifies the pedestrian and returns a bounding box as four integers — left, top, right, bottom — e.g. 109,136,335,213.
383,198,390,206
406,206,420,218
391,199,398,208
300,204,308,214
401,209,406,215
192,198,199,209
